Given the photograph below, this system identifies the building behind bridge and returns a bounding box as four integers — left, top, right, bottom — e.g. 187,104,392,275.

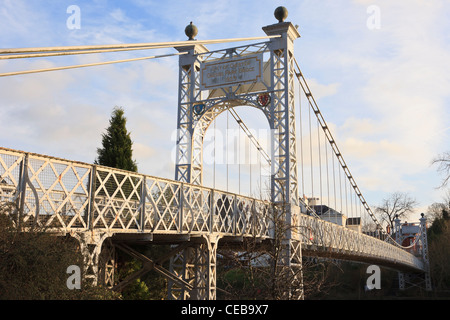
305,197,362,233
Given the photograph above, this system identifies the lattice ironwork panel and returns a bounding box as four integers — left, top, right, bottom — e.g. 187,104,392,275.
144,177,182,233
235,195,255,236
253,200,271,238
0,149,23,205
298,214,425,270
182,184,211,233
24,154,91,230
92,167,143,231
213,191,235,234
199,42,270,63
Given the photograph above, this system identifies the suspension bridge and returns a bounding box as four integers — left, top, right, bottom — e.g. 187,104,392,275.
0,7,431,299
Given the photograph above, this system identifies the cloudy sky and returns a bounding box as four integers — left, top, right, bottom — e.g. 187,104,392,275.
1,0,449,217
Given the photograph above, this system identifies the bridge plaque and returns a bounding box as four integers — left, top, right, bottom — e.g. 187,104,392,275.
200,53,263,90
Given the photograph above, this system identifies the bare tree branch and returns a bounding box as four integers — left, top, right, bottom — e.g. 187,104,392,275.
375,192,418,230
432,151,450,188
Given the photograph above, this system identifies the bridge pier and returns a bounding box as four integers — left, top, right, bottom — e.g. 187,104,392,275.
72,231,114,287
275,204,304,299
172,7,304,300
281,239,303,299
168,234,220,300
395,214,432,292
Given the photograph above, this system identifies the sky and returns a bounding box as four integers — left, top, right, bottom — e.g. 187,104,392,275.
0,0,449,220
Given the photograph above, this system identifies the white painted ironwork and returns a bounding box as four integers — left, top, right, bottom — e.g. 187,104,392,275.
172,20,304,298
0,148,428,267
0,146,429,297
0,8,431,299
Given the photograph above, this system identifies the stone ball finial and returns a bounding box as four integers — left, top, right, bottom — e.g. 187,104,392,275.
274,6,288,23
185,21,198,40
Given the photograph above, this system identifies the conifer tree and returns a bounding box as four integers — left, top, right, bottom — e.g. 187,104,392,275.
95,107,137,172
94,107,168,299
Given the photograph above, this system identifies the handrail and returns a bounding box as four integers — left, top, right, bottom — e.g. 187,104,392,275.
0,146,425,271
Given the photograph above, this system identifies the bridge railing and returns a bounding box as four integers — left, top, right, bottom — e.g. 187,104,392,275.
0,147,271,238
295,213,424,270
0,147,425,271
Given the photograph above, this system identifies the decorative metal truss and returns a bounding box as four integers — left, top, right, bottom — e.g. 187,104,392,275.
394,216,432,291
173,21,305,298
174,28,299,207
0,143,426,297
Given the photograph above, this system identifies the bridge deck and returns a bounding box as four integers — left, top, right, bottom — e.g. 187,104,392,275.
0,147,425,272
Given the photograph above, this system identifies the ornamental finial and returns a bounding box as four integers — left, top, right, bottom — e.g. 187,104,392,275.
274,6,288,23
185,21,198,40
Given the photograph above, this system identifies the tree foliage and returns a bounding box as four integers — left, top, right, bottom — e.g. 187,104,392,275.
0,204,118,300
95,106,138,172
427,200,450,292
94,107,169,299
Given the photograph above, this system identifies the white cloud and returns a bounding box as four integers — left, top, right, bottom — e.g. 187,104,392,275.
304,79,340,100
110,8,127,23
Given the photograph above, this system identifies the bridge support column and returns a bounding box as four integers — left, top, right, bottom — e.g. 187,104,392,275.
168,235,220,300
72,231,112,287
276,204,304,299
396,214,432,292
263,11,304,301
174,41,209,185
281,239,303,299
419,214,432,291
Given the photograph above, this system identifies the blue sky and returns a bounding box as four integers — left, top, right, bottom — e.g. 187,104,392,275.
1,0,449,218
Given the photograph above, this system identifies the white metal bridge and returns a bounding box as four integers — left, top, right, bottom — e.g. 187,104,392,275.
0,7,431,299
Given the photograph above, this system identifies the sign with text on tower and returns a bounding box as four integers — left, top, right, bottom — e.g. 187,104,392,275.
200,53,264,90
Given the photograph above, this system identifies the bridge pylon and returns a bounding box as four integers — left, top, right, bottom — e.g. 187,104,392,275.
395,214,432,292
172,7,304,299
72,230,115,287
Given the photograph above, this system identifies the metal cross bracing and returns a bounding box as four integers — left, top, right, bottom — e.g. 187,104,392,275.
173,21,304,298
0,8,431,299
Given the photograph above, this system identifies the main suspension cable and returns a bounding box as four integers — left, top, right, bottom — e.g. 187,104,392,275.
0,45,171,60
0,52,187,77
0,35,281,55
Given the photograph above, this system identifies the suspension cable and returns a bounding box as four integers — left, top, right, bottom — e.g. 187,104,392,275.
4,32,414,246
0,52,188,77
226,110,229,192
0,35,281,55
317,118,323,214
0,45,172,60
293,57,417,247
213,116,216,189
293,57,383,230
228,108,271,166
298,79,305,198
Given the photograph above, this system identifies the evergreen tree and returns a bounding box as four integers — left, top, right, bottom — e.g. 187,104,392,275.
94,107,168,299
95,106,138,172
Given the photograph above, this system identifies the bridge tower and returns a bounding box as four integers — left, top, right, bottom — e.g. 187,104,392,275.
171,7,304,299
395,214,432,292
